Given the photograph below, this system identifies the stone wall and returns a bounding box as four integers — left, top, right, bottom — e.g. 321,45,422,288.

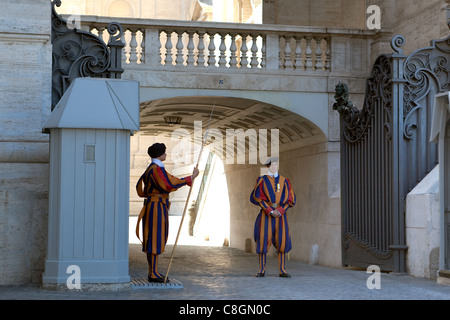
56,0,202,20
264,0,449,55
264,0,366,29
0,0,52,284
406,166,440,279
367,0,449,55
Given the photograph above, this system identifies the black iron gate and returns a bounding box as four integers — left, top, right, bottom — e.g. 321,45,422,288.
334,34,449,272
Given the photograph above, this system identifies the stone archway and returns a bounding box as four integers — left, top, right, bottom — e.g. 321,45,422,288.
129,94,342,267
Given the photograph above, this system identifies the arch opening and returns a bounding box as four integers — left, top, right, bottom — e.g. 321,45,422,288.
129,95,338,265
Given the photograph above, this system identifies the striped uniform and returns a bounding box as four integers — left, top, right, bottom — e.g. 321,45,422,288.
136,162,192,279
250,174,296,275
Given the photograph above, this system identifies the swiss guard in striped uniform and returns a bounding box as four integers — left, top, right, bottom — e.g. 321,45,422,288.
136,143,199,282
250,156,296,278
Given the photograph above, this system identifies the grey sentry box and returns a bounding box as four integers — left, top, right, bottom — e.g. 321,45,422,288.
42,78,139,288
430,92,450,285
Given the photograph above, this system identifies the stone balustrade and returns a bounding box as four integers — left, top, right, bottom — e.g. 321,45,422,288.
76,15,379,75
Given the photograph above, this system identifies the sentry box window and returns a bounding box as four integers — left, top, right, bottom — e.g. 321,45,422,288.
84,144,96,163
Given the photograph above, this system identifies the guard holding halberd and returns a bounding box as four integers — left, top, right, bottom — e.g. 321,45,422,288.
136,143,199,282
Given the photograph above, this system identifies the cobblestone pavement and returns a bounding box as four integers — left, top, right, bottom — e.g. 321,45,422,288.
1,243,450,301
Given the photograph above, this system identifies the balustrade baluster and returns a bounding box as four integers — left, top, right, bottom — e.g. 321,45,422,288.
158,30,163,65
122,29,131,65
294,36,303,70
284,36,293,70
207,32,216,67
218,33,227,68
229,33,238,68
176,32,184,66
315,38,323,70
164,30,173,66
305,37,313,70
324,39,330,70
260,35,266,69
250,34,259,69
320,38,327,71
240,35,249,68
98,27,106,43
197,31,206,67
186,31,195,66
139,29,145,64
129,29,138,65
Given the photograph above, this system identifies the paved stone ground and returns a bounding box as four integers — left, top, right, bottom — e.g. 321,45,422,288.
1,243,450,302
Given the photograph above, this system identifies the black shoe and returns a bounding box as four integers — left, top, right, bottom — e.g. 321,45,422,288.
255,273,265,277
279,273,291,278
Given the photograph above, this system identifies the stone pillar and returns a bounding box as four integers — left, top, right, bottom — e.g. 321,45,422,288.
430,91,450,285
42,78,139,290
0,0,52,285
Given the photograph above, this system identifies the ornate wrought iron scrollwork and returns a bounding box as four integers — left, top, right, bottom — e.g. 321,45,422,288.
391,34,406,54
333,82,366,143
403,35,450,139
333,54,393,143
51,0,125,110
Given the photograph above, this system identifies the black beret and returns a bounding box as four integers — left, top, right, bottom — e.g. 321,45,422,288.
148,143,166,158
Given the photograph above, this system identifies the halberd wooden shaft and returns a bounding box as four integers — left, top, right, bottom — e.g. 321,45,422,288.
164,162,199,283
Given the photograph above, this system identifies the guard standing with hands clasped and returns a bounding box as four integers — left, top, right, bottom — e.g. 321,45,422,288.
250,156,296,278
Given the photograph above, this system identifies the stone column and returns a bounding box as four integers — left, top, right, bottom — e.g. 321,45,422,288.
0,0,52,285
430,92,450,286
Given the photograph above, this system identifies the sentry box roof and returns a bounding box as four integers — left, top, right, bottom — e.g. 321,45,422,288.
43,78,139,134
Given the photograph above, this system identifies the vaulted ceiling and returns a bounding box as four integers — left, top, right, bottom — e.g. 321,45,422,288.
139,96,326,154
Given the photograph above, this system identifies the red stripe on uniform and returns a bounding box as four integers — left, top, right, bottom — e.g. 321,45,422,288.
155,167,174,191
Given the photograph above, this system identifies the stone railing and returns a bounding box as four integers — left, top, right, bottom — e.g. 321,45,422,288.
75,15,379,74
